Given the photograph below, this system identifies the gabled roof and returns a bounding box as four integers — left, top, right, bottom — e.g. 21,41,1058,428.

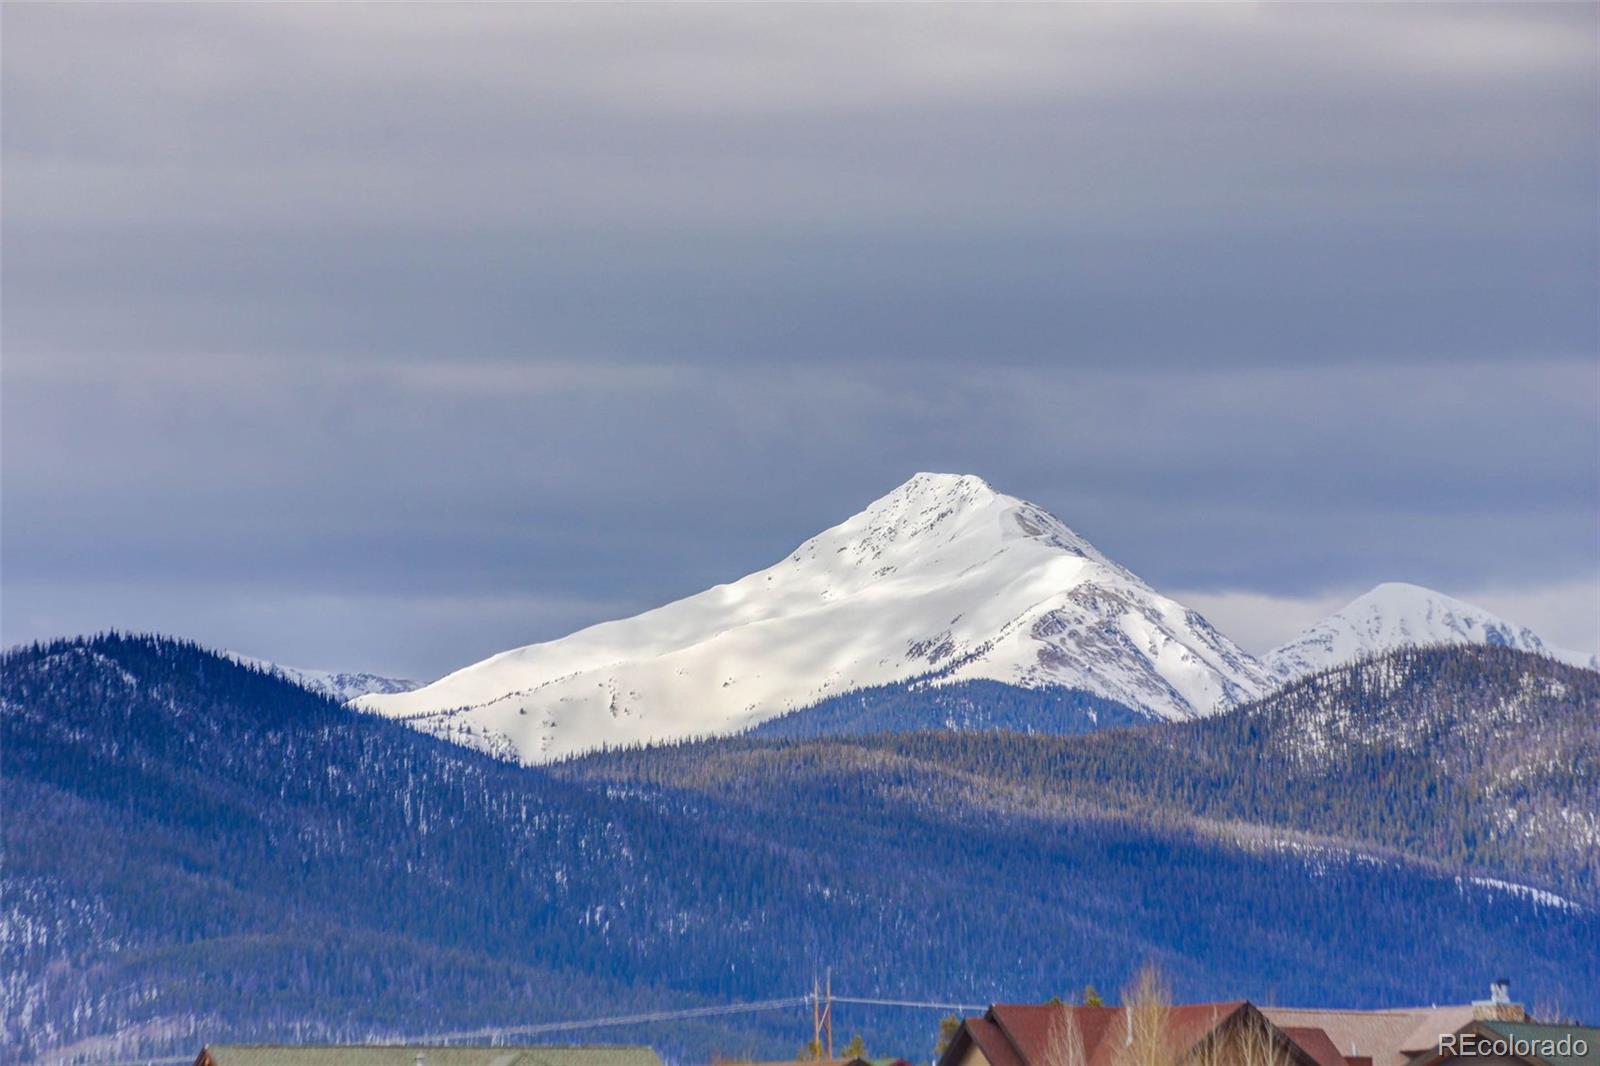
987,1003,1076,1066
197,1045,663,1066
1282,1027,1354,1066
967,1000,1314,1066
1262,1006,1479,1066
1165,1002,1256,1066
966,1014,1028,1066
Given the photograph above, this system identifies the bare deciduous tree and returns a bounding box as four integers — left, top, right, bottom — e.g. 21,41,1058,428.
1114,965,1175,1066
1189,1009,1293,1066
1232,1012,1293,1066
1045,1005,1089,1066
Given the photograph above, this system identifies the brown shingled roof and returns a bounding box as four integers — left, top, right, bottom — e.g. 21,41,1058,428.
1262,1007,1479,1066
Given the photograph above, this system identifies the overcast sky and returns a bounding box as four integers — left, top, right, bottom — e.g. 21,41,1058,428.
4,3,1597,678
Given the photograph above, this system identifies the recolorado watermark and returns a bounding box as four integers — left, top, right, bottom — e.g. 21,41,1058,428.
1438,1031,1589,1058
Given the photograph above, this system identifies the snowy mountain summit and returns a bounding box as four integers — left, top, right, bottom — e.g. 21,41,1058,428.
355,473,1272,762
225,651,419,703
1265,582,1600,680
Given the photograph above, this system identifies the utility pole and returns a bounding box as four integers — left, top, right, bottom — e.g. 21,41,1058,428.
825,969,834,1060
812,975,822,1061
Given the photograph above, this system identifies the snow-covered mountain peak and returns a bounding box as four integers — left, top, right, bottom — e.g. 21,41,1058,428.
783,472,1104,587
1265,583,1599,679
224,651,419,704
355,473,1273,762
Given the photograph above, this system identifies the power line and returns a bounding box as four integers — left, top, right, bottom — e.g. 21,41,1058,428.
394,995,813,1045
832,996,987,1013
79,989,985,1065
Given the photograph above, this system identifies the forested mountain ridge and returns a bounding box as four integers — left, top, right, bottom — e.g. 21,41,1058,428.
566,645,1600,902
1,636,818,1062
5,636,1596,1064
746,678,1148,738
1200,644,1598,890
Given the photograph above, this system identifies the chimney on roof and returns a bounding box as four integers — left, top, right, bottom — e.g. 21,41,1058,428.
1473,979,1526,1022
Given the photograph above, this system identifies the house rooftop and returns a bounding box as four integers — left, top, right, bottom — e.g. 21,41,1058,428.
1262,1005,1482,1066
1432,1022,1600,1066
197,1045,664,1066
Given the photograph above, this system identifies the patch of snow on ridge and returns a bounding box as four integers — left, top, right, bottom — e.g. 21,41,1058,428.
1457,876,1582,912
356,473,1272,763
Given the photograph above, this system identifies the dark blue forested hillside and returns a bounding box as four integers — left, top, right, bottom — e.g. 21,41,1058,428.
748,679,1148,738
2,636,823,1061
4,636,1597,1065
734,645,1600,902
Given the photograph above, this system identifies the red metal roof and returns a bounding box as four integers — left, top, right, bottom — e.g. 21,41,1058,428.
966,1014,1029,1066
1282,1027,1354,1066
985,1001,1257,1066
946,1000,1348,1066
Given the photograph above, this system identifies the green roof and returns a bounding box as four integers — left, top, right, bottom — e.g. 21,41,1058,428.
1478,1023,1600,1066
200,1045,664,1066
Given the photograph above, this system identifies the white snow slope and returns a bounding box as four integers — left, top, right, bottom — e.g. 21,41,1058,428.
355,473,1273,763
225,652,420,704
1265,582,1600,680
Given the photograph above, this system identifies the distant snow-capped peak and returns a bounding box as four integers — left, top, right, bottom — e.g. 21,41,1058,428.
355,472,1272,763
225,651,419,703
1265,582,1599,680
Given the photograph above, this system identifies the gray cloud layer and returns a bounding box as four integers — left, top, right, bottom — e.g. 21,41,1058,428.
4,4,1596,676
